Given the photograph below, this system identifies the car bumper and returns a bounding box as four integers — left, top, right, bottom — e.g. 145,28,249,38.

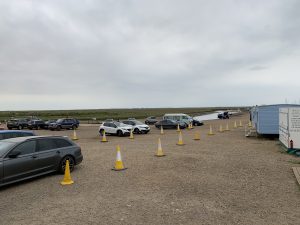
75,154,83,165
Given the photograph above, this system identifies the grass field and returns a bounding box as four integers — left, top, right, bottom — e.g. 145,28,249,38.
0,107,245,122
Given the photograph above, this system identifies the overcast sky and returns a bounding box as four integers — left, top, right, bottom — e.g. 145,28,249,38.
0,0,300,110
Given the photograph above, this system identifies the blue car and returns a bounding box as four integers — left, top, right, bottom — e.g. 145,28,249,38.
0,130,35,140
48,118,80,131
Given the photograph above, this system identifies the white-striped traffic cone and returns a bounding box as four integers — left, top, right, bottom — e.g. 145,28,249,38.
112,145,127,171
155,138,165,157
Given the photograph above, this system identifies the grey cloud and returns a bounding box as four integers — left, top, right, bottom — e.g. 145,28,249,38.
0,0,300,109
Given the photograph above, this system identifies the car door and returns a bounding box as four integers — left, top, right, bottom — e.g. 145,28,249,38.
61,119,68,129
110,123,118,134
2,140,38,183
35,138,61,173
166,120,174,129
160,120,167,128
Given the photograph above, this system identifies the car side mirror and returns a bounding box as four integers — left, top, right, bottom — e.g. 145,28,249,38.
8,151,21,158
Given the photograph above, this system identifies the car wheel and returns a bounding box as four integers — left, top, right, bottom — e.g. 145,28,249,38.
59,155,75,174
57,126,62,131
18,125,22,130
134,128,140,134
117,130,123,137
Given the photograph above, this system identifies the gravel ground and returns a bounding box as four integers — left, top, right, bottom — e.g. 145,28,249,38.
1,113,300,225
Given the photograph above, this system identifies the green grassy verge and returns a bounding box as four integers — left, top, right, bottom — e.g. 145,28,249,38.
0,107,246,122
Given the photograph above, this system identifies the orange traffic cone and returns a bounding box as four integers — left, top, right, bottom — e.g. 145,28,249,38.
129,129,134,139
193,131,200,140
112,145,127,171
208,125,214,135
219,124,224,132
177,124,180,132
176,131,185,146
160,126,164,135
101,130,108,142
155,138,166,157
225,123,230,131
60,160,74,185
72,129,78,140
190,123,194,129
248,121,252,127
239,120,243,127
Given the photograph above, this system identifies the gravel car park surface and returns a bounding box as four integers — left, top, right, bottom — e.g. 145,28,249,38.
1,113,300,225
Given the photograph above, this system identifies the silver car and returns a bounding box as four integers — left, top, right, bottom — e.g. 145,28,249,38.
0,136,83,187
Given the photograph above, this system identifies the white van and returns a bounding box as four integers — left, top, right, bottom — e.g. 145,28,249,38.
163,113,193,126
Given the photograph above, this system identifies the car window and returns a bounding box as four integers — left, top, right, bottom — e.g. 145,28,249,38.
123,121,134,125
113,122,121,126
37,139,58,151
54,139,73,148
11,141,36,156
0,141,16,157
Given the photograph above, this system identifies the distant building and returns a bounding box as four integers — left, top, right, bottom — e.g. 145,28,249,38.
250,104,300,135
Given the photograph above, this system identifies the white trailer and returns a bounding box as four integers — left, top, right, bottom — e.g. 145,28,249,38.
279,108,300,149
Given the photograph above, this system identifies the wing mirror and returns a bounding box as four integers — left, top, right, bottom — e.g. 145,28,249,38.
8,151,21,158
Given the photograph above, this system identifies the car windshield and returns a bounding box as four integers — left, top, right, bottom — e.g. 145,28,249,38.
56,119,63,123
0,141,16,157
134,120,144,125
114,122,128,127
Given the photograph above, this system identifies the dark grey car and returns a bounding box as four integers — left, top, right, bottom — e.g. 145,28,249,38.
0,136,83,187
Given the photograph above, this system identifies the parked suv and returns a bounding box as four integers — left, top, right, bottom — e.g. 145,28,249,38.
28,120,46,130
49,118,79,131
145,116,158,125
7,119,29,130
99,121,132,137
122,120,150,134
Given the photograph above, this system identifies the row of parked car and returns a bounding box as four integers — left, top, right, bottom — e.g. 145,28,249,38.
98,113,204,137
0,113,202,187
6,118,80,130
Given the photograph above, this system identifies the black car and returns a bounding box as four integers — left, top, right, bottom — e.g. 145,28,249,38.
0,135,83,187
49,118,79,131
28,120,46,130
145,116,158,125
155,119,186,129
218,111,229,119
7,119,29,130
192,119,204,126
